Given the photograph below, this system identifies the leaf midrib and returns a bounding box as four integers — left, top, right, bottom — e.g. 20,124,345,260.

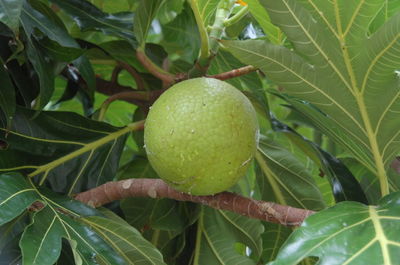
333,0,388,195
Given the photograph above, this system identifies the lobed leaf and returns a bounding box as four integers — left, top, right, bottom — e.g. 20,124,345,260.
0,173,39,225
269,191,400,265
193,207,263,265
255,137,325,211
224,0,400,195
20,194,126,265
84,216,166,265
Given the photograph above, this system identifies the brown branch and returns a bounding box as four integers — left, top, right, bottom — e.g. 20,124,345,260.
95,77,132,95
110,65,123,84
103,91,152,104
75,179,315,226
136,50,176,85
117,61,146,90
207,65,257,80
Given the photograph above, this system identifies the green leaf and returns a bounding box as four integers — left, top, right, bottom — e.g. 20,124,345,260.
369,0,400,32
269,191,400,265
20,193,126,265
189,0,219,27
255,137,325,210
83,216,167,265
122,198,192,232
134,0,164,47
39,38,84,62
0,57,15,126
73,55,96,91
268,112,368,204
0,108,128,194
159,3,200,63
20,1,78,48
0,173,40,225
245,0,283,44
208,50,262,91
50,0,136,46
260,223,291,263
193,207,263,265
99,40,145,71
19,36,54,110
224,0,400,196
0,0,23,33
0,212,28,250
157,0,185,24
0,231,22,265
20,207,65,265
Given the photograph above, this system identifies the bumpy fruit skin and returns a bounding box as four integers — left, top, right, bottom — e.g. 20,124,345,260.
144,78,259,195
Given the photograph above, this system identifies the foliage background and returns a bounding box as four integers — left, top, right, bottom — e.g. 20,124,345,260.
0,0,399,264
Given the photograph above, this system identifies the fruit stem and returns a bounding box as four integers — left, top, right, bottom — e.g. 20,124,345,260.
223,5,249,27
189,0,236,77
188,0,210,61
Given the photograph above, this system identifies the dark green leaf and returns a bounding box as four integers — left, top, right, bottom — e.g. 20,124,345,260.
20,1,77,48
84,215,167,264
260,223,291,263
193,207,263,265
157,0,185,24
0,108,128,194
20,36,54,110
0,57,15,125
245,0,283,44
223,0,400,196
0,0,23,33
159,3,200,63
0,173,40,225
134,0,163,47
255,137,325,211
189,0,219,27
73,55,96,92
0,212,28,250
20,193,126,265
269,113,368,204
269,191,400,265
208,50,262,92
0,233,21,265
99,40,145,71
50,0,136,46
39,38,84,62
21,207,66,265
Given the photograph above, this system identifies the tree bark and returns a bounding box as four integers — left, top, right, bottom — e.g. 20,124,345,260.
75,178,315,226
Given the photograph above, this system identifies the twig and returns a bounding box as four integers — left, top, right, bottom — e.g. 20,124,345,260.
117,61,146,90
110,65,123,84
97,91,151,121
208,65,257,80
136,50,176,85
75,178,315,226
95,77,145,106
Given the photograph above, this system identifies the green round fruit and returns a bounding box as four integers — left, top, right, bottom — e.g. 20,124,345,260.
144,77,259,195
